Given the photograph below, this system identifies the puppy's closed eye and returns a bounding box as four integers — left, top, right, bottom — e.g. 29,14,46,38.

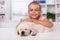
25,29,27,30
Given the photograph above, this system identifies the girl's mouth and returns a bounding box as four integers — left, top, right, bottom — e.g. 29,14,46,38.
32,14,37,16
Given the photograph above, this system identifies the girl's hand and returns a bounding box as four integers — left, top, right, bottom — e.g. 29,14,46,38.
32,19,41,24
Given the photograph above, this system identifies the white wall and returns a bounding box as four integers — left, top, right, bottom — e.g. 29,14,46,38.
11,0,33,21
5,0,11,21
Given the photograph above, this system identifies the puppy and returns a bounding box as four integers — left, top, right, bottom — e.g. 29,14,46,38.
16,22,51,36
16,22,37,36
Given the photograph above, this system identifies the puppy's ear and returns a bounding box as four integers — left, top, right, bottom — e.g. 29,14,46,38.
17,29,20,35
17,31,19,35
30,30,32,34
30,31,37,36
31,33,37,36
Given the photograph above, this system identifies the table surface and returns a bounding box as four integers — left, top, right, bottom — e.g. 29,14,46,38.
0,27,60,40
0,21,60,40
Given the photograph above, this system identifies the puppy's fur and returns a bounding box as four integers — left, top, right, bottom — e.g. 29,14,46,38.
16,22,51,36
16,22,37,36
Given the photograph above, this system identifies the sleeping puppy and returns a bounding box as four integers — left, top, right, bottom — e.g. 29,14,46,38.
16,22,51,36
16,22,37,36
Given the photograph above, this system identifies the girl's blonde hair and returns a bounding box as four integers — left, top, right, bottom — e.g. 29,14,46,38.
28,1,41,10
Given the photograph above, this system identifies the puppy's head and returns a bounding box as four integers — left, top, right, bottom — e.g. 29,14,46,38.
17,28,32,36
17,28,37,36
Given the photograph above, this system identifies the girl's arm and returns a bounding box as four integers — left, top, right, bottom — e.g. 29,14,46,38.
33,19,53,28
39,19,53,28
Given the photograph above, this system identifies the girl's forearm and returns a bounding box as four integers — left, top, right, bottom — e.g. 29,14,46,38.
38,21,53,28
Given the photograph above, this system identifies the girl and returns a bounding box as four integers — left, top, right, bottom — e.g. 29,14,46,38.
22,1,53,28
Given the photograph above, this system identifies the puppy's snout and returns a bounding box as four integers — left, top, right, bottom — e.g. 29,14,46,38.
21,31,25,35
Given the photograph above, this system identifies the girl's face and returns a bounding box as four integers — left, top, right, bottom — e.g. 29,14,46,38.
28,4,41,19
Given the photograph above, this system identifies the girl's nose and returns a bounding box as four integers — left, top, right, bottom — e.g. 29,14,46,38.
32,10,36,13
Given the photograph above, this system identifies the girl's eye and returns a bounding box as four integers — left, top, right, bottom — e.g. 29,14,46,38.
30,9,33,11
29,9,39,11
35,9,39,11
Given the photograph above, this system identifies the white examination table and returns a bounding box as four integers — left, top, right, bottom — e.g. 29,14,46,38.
0,21,60,40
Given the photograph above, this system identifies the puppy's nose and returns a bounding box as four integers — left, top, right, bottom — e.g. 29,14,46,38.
21,31,25,36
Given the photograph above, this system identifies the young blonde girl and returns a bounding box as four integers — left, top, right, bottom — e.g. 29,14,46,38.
22,1,53,28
